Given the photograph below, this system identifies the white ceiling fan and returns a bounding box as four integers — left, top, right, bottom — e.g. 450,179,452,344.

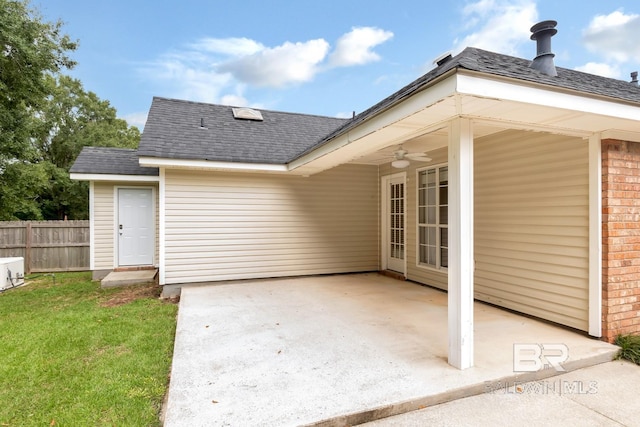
391,146,432,168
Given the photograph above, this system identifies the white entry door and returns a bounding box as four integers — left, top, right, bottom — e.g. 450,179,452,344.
383,175,406,274
118,188,154,266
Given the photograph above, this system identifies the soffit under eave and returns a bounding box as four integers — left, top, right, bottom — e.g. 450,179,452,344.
293,99,640,175
288,77,461,175
455,72,640,133
289,72,601,174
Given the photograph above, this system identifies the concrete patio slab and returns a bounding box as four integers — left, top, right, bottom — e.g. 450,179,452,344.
163,273,618,426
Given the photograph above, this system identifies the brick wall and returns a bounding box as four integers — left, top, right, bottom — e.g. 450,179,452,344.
601,139,640,341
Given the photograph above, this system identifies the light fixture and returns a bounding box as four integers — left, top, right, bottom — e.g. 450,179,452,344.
391,147,410,168
388,146,432,168
391,159,410,168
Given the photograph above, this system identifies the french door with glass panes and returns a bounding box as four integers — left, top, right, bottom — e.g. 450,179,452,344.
382,174,406,273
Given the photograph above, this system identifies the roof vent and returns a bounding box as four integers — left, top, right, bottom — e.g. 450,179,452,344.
529,20,558,77
433,52,453,67
232,107,263,121
631,71,639,85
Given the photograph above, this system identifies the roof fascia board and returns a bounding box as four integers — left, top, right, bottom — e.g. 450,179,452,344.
70,173,160,182
139,156,288,172
289,73,459,170
456,71,640,121
601,129,640,143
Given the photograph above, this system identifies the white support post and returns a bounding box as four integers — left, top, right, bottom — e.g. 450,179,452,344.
89,181,95,271
159,168,166,286
588,134,602,337
448,118,474,370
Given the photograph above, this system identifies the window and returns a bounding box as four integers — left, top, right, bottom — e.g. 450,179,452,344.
417,166,448,269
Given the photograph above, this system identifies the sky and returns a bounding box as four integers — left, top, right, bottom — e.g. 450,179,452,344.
33,0,640,130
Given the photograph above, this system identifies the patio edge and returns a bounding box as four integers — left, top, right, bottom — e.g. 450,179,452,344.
304,347,619,427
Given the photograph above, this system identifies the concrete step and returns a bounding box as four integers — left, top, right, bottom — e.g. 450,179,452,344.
101,269,158,288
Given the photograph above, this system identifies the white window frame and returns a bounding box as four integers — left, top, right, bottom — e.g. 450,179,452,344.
416,163,448,271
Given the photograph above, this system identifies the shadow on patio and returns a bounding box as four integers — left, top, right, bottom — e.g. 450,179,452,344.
163,273,617,426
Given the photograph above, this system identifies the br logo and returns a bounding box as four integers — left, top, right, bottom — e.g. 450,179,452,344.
513,343,569,372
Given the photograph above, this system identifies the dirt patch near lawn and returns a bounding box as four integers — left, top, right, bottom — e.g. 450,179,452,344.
100,282,176,307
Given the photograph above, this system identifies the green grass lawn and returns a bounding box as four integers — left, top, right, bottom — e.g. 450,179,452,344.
0,272,178,426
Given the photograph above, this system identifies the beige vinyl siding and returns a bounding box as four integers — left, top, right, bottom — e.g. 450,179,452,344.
163,164,379,284
379,130,588,331
94,182,115,270
92,182,159,270
379,147,449,290
474,130,589,331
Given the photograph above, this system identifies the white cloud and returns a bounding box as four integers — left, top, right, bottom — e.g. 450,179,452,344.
453,0,538,56
142,50,233,103
218,83,266,108
219,89,265,109
121,111,148,130
582,10,640,63
219,94,250,107
329,27,393,67
460,0,497,29
140,27,392,106
189,37,264,56
218,39,330,87
574,62,621,79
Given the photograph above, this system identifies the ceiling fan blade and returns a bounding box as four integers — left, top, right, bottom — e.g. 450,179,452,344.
405,152,432,162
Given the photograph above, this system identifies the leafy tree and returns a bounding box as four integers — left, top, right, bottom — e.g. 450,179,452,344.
0,0,76,220
34,75,140,220
0,162,48,219
0,0,77,161
0,0,139,220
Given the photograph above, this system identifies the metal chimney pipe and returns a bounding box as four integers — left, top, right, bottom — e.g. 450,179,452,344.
631,71,639,85
530,20,558,77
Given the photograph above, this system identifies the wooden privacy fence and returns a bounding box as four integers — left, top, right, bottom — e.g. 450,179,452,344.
0,221,89,273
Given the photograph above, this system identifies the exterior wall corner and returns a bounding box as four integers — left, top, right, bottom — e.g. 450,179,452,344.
601,138,640,342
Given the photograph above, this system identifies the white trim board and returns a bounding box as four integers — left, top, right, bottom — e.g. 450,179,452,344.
70,173,160,182
158,168,166,286
588,134,602,337
601,130,640,143
89,181,95,271
138,157,288,173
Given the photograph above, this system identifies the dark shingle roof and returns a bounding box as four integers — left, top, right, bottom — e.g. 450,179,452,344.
301,47,640,157
137,97,348,164
70,147,159,176
460,47,640,102
71,47,640,175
